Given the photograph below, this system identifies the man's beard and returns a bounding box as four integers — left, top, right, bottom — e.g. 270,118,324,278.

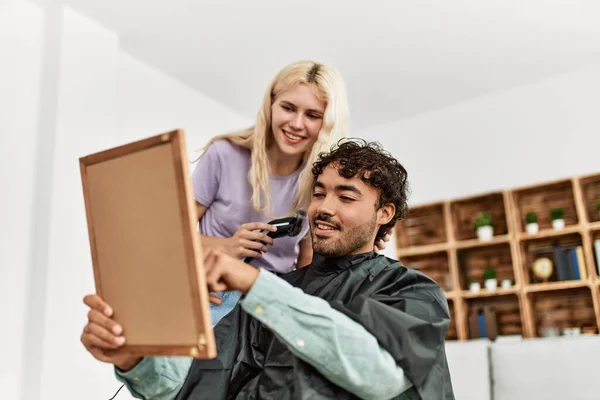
310,213,378,257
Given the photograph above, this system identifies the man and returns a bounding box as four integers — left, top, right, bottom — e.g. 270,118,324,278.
81,139,454,399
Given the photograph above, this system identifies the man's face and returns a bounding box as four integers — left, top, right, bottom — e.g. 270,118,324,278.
308,164,393,257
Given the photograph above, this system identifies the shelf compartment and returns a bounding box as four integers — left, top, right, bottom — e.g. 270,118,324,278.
457,243,515,291
451,192,508,242
529,287,597,337
580,173,600,224
465,294,523,340
395,202,447,249
520,232,588,285
399,251,452,292
512,179,578,233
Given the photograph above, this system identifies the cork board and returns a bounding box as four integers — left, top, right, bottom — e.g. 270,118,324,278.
79,129,215,359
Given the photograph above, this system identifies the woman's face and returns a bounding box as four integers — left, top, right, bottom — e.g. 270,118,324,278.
270,83,326,158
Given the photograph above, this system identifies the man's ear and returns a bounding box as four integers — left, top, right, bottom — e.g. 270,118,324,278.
376,203,395,225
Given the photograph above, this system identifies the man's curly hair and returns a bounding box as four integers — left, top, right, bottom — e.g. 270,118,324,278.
311,138,410,241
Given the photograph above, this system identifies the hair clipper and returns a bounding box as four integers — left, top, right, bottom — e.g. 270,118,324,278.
243,210,307,264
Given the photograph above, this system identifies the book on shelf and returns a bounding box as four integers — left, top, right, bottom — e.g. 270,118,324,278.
468,306,498,340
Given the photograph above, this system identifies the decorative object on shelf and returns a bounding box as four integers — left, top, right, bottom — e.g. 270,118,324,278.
550,207,565,230
539,311,560,338
474,212,494,241
525,211,539,234
562,327,582,336
469,280,481,293
532,257,553,282
596,199,600,219
483,266,497,291
501,278,512,289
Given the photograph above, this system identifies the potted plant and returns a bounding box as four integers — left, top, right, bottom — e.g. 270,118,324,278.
474,212,494,241
483,266,497,291
550,208,565,230
469,280,481,293
525,211,539,234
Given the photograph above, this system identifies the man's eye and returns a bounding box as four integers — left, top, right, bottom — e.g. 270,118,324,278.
312,193,325,198
340,196,355,202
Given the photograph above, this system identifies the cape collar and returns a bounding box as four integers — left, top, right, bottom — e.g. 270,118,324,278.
312,251,377,273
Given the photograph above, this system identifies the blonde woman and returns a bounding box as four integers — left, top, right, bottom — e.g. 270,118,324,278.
194,60,348,270
189,61,354,323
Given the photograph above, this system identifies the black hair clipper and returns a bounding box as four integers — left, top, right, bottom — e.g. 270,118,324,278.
243,210,307,264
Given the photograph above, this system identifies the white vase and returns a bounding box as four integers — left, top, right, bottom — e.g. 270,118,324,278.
476,225,493,241
501,279,512,289
526,223,539,234
469,281,481,293
552,219,565,230
485,279,497,291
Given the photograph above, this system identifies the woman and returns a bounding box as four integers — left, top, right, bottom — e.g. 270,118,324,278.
190,60,351,323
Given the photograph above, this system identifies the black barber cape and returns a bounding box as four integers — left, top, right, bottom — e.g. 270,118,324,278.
176,252,455,400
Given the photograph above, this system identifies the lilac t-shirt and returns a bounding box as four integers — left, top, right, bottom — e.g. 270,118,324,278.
191,139,309,274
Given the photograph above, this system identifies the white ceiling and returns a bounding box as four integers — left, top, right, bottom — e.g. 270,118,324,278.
38,0,600,131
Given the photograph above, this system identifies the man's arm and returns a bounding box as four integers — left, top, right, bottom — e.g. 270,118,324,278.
114,357,191,400
241,269,414,400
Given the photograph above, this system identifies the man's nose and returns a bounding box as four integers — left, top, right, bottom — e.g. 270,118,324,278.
316,195,336,217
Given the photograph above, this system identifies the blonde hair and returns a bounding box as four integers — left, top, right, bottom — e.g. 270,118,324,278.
199,60,349,215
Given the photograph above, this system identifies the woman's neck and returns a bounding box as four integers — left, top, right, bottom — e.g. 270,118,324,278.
267,143,304,176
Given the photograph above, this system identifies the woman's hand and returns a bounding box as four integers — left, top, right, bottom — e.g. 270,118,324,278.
222,222,277,259
374,230,393,253
80,295,142,372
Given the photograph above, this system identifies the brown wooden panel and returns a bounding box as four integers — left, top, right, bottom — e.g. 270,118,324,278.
396,203,446,248
513,180,578,232
400,251,452,291
581,174,600,223
457,244,514,290
531,288,596,336
451,193,507,241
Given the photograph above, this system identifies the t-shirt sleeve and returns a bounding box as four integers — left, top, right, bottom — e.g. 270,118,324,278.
191,141,223,207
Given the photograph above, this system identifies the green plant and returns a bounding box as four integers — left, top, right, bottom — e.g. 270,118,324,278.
550,208,564,221
525,212,538,224
596,199,600,211
473,212,493,230
483,266,496,281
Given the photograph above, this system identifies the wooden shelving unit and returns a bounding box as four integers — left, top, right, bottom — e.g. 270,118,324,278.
395,172,600,341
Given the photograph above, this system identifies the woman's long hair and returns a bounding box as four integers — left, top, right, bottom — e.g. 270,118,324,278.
199,60,349,215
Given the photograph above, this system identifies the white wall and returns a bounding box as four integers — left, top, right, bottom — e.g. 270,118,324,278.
359,61,600,206
0,1,45,399
361,61,600,258
2,2,251,399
